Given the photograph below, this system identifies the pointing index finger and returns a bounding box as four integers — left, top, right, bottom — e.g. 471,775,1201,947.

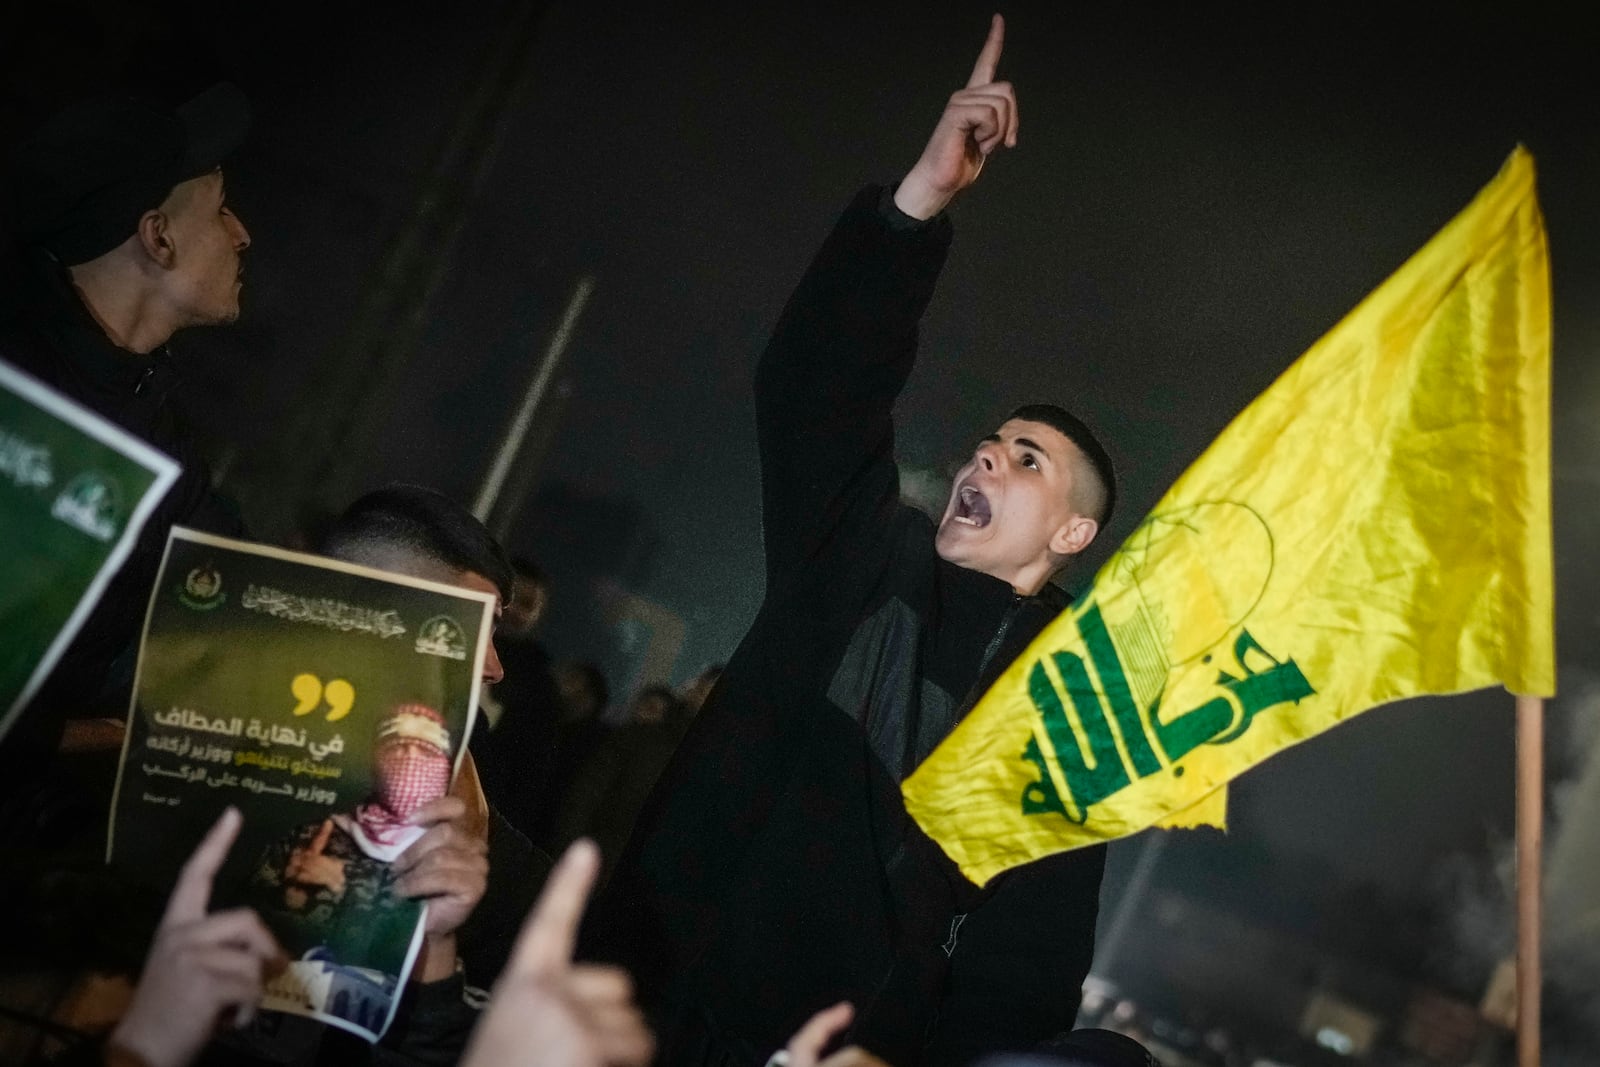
966,13,1005,89
505,838,600,982
163,806,241,927
308,818,335,855
787,1002,855,1067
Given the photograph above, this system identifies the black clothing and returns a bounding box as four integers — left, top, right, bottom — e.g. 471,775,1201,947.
1027,1028,1162,1067
0,254,242,779
473,637,563,844
458,807,554,987
537,715,609,850
551,716,687,873
585,187,1105,1066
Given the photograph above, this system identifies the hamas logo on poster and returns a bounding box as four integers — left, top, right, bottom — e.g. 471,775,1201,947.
1019,502,1317,824
178,563,227,611
50,470,121,541
414,616,467,660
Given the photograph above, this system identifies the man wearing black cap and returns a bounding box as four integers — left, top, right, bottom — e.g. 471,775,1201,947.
587,17,1110,1067
0,84,253,783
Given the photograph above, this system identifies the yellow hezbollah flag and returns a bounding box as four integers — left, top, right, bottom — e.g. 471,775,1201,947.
903,148,1554,885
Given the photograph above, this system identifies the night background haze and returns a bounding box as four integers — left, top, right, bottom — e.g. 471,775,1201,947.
5,1,1598,1061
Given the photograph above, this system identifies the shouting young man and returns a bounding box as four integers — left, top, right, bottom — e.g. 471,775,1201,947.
588,17,1113,1067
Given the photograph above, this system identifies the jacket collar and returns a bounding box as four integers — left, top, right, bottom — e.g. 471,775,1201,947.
30,252,170,400
946,555,1076,616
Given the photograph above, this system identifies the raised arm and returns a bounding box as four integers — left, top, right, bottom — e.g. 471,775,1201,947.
755,15,1019,580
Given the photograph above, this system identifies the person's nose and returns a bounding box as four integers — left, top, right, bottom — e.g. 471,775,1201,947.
230,212,251,252
483,641,505,686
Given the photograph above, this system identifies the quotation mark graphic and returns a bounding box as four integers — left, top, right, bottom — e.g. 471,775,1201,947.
290,673,356,722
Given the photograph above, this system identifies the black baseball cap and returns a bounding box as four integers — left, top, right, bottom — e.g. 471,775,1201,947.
7,82,250,265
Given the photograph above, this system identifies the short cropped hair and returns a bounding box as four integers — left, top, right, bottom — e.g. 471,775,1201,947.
320,484,514,602
1008,403,1116,531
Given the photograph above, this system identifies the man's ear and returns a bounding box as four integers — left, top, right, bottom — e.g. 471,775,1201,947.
135,208,175,268
1050,514,1099,558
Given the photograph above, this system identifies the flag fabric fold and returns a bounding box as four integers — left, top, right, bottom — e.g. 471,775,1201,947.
902,147,1554,885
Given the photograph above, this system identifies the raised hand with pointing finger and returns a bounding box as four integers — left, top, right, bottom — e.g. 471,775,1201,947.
894,14,1018,220
462,839,654,1067
109,807,286,1067
578,8,1107,1059
282,816,346,907
773,1002,895,1067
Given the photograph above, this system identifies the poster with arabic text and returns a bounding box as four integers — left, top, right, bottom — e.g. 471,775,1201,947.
108,527,494,1042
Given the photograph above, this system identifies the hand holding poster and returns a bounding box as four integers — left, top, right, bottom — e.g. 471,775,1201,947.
108,527,496,1042
0,359,180,743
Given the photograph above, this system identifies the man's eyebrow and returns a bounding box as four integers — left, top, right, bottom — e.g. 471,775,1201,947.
1014,436,1053,462
980,433,1001,444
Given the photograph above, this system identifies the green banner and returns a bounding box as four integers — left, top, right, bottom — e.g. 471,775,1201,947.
0,359,180,743
108,528,495,1042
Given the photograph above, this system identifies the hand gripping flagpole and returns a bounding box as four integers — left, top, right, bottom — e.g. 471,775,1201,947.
1515,692,1543,1067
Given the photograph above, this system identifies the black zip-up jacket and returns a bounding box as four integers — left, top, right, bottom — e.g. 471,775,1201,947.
0,256,243,773
584,187,1105,1067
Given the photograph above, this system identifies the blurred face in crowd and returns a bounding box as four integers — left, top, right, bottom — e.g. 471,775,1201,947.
556,665,605,722
154,169,250,326
934,418,1100,593
632,689,676,726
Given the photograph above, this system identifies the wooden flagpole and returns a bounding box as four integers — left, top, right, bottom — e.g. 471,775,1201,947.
1515,693,1544,1067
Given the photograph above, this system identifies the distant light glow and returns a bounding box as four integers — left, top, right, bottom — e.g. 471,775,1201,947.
1315,1027,1355,1055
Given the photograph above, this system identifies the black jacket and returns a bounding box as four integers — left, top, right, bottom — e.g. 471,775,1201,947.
0,255,243,772
584,187,1105,1067
472,636,565,846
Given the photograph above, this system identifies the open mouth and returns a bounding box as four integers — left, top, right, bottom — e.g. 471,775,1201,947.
952,484,992,528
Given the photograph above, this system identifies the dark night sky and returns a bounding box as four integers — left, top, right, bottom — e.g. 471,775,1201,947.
6,0,1599,969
